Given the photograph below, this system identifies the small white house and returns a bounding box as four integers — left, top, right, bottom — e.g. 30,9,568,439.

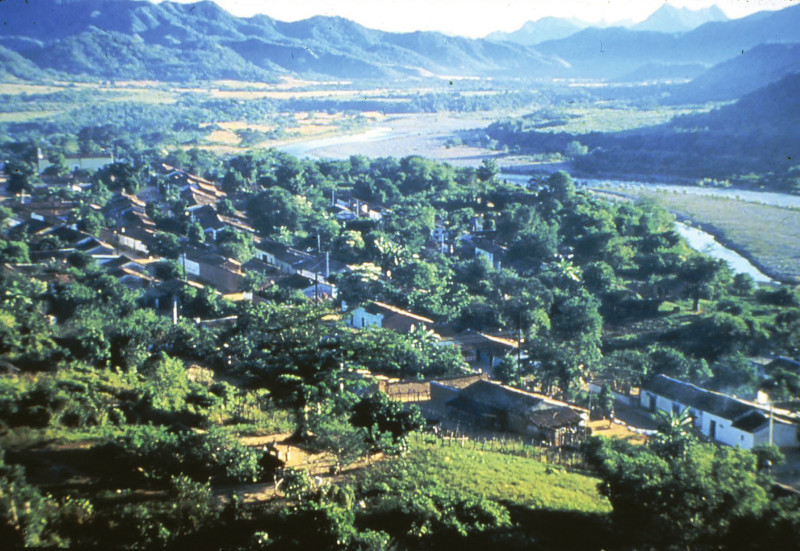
344,301,433,334
640,374,800,450
347,305,384,329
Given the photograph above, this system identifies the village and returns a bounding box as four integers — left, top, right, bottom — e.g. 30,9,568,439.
5,149,800,477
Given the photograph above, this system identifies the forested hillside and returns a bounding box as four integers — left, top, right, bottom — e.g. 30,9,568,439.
0,0,566,80
2,0,799,82
484,72,800,192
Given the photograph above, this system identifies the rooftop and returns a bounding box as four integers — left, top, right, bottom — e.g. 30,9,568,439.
365,301,435,325
644,374,754,421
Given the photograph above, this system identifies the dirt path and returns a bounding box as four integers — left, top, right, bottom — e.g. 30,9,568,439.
231,433,382,503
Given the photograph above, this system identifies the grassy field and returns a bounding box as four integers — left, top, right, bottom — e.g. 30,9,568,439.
535,104,716,135
0,111,65,122
374,436,611,513
624,189,800,282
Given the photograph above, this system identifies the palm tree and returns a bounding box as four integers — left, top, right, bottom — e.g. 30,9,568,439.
652,407,695,457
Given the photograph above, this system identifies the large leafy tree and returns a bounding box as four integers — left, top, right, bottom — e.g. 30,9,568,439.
585,432,770,550
349,392,424,451
225,303,343,438
678,255,731,311
246,187,306,236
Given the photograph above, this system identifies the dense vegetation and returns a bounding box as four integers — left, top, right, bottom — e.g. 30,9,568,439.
2,135,800,546
2,2,800,542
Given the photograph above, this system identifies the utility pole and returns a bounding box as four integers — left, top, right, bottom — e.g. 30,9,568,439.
769,402,774,446
517,310,522,367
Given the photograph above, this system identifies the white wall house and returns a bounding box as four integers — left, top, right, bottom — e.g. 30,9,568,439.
346,306,383,329
640,374,800,450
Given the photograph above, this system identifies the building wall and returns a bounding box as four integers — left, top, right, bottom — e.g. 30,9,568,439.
699,412,752,448
640,389,800,450
197,262,242,293
348,307,383,329
254,249,277,266
118,234,149,254
753,421,800,448
430,382,459,405
182,257,201,277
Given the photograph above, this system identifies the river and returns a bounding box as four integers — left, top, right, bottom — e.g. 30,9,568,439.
674,223,773,283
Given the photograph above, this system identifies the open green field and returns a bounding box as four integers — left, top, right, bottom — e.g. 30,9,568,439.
620,189,800,282
368,436,611,513
524,104,718,135
0,110,64,122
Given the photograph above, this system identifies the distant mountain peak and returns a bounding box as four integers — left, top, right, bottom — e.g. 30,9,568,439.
633,4,729,33
486,17,585,45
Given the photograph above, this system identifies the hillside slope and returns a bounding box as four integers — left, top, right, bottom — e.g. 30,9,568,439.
537,4,800,79
667,43,800,103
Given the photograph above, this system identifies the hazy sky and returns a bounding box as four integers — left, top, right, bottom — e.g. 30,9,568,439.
157,0,796,37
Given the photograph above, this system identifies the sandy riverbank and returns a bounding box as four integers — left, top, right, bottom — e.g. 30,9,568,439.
284,113,503,167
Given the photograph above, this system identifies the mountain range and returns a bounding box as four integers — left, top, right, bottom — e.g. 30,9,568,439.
0,0,798,85
488,4,729,46
536,4,800,80
631,4,728,33
486,17,587,46
666,43,800,103
0,0,567,81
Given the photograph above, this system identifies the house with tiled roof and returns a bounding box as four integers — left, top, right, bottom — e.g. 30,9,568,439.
254,239,314,274
103,192,146,222
345,300,434,334
98,255,155,288
179,245,244,293
640,374,800,449
443,380,588,446
187,204,227,240
275,273,338,301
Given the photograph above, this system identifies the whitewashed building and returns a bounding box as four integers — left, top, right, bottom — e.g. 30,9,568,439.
640,374,800,449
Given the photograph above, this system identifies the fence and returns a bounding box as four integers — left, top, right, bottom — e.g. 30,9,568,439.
410,427,586,469
385,389,431,402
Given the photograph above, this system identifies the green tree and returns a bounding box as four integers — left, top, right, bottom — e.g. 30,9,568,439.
5,160,34,195
142,353,190,412
148,232,181,260
279,501,356,550
0,240,30,264
349,392,424,452
564,140,588,158
585,435,769,550
0,453,56,547
216,228,254,262
247,187,305,236
476,158,499,183
679,256,730,311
